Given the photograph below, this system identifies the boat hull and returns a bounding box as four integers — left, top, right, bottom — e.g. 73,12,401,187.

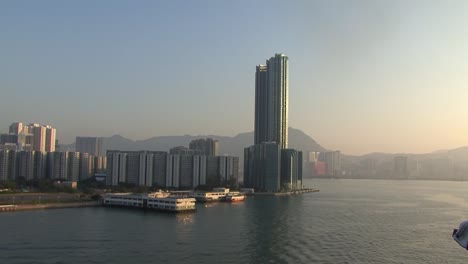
453,229,468,250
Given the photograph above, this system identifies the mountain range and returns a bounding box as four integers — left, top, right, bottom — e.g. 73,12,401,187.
61,127,327,160
61,127,468,166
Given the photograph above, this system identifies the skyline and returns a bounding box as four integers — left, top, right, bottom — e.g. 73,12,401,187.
1,1,468,155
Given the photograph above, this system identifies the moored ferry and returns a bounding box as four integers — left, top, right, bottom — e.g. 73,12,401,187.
103,192,196,212
221,193,245,202
191,192,227,202
192,187,234,202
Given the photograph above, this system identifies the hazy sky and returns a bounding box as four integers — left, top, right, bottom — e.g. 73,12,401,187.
1,0,467,155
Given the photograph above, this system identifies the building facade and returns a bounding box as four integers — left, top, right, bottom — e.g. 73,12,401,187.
105,150,238,189
1,122,55,152
244,142,281,192
76,137,104,157
318,151,341,177
169,146,200,155
254,54,289,149
0,150,96,182
189,138,219,156
280,149,303,190
45,126,56,152
0,150,9,181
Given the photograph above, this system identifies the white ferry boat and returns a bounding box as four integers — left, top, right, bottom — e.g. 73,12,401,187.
191,192,227,202
103,192,196,212
221,193,245,202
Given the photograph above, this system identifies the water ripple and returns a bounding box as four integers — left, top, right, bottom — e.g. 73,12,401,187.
1,179,468,263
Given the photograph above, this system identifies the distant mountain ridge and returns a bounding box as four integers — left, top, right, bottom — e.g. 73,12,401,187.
342,146,468,166
61,127,327,159
61,129,468,165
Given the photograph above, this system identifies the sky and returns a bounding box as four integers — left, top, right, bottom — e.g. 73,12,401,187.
1,0,468,155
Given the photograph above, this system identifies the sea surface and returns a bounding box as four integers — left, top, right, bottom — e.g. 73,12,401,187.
2,179,468,264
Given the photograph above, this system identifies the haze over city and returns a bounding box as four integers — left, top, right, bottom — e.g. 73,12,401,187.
1,1,468,155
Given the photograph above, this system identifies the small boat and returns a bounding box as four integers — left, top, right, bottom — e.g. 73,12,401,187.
453,221,468,250
221,193,245,202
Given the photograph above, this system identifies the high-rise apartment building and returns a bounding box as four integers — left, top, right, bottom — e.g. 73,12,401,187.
0,150,91,181
30,124,46,152
245,54,301,192
76,137,104,157
138,152,154,187
166,154,180,188
106,151,128,186
7,151,17,180
254,53,289,149
244,142,281,192
50,152,69,180
153,152,167,187
169,146,200,155
219,156,239,186
94,156,107,174
192,155,207,188
2,122,56,152
105,150,238,188
206,156,219,186
47,151,81,181
45,126,56,152
33,151,47,179
0,150,10,181
17,151,35,180
189,138,219,156
179,155,194,188
318,151,341,176
281,149,303,190
0,134,18,146
9,122,23,134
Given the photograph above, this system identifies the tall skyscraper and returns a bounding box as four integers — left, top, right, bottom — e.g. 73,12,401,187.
254,53,289,149
254,65,268,145
245,53,302,192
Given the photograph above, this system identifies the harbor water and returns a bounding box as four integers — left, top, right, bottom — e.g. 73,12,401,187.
1,179,468,263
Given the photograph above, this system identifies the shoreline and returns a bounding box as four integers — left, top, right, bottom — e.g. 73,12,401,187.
0,201,101,213
0,188,321,212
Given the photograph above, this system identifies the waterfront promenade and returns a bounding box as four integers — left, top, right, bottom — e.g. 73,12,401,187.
0,192,84,204
0,192,100,212
0,201,101,212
